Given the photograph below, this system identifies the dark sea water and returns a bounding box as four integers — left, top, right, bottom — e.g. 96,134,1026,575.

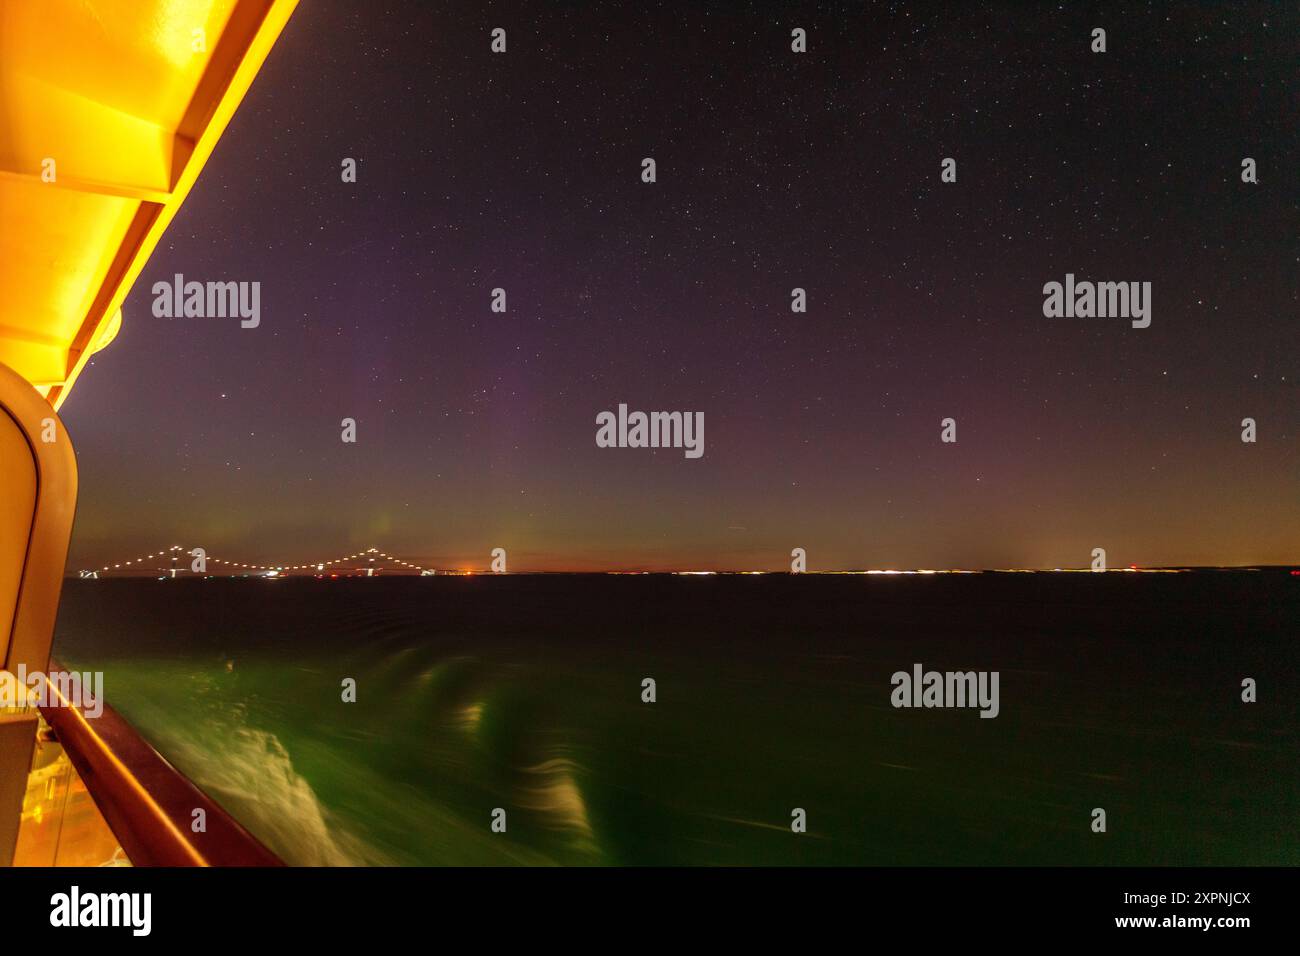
52,573,1298,866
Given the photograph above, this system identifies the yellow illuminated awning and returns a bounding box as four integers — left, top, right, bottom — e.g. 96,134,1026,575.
0,0,297,408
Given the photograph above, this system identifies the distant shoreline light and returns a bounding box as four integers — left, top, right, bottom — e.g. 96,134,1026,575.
65,564,1298,580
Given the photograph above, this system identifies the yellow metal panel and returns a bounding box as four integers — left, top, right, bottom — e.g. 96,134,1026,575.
0,178,144,383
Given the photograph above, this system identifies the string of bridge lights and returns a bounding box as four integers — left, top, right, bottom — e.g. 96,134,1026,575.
86,546,432,576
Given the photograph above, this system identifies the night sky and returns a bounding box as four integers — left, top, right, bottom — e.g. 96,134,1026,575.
62,1,1298,572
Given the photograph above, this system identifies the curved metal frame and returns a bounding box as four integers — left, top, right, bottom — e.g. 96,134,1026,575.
0,360,77,674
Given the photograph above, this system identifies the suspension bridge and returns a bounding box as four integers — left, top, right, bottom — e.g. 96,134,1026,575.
78,546,440,578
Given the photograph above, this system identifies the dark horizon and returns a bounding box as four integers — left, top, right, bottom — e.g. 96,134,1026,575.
68,560,1300,579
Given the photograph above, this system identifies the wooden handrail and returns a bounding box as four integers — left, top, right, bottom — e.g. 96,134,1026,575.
38,662,283,867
